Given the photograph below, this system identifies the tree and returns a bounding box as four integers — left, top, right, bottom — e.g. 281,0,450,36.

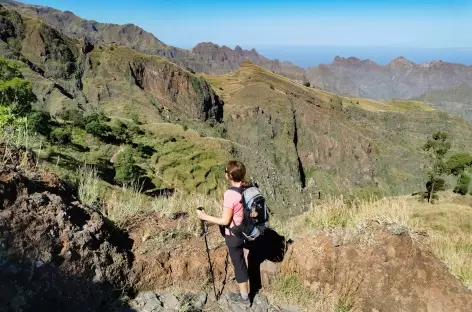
454,173,470,195
114,147,139,186
422,131,451,203
0,57,36,116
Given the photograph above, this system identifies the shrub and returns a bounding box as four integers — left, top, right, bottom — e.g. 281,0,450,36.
84,112,112,137
109,119,130,142
28,110,52,136
303,82,310,87
454,173,471,195
50,127,71,145
447,152,472,175
57,107,85,127
114,147,139,186
426,177,446,193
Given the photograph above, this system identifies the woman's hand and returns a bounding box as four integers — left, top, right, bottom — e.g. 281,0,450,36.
196,209,207,221
196,207,232,226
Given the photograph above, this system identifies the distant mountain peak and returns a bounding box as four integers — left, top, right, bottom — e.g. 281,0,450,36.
389,56,414,66
333,56,378,67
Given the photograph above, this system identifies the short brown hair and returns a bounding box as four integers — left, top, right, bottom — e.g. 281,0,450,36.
225,160,246,182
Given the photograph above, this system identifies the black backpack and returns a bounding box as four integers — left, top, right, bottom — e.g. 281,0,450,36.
227,182,270,241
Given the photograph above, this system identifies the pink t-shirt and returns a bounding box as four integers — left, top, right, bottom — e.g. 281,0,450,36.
223,189,243,235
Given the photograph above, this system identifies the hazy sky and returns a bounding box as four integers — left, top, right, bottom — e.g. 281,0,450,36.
20,0,472,49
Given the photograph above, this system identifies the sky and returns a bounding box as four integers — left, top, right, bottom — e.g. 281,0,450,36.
19,0,472,66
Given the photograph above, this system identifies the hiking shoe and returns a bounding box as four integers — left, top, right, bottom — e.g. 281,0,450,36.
227,292,251,308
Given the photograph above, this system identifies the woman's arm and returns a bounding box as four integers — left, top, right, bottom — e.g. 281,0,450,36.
197,208,233,226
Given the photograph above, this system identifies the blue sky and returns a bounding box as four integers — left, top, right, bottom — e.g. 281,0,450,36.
19,0,472,65
20,0,471,48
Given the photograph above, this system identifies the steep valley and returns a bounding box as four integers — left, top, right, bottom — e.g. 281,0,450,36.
2,2,472,216
203,61,472,213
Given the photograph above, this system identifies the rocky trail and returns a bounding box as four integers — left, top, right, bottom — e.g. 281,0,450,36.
128,291,298,312
1,144,472,312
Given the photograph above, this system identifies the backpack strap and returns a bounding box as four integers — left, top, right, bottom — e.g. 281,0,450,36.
229,186,244,195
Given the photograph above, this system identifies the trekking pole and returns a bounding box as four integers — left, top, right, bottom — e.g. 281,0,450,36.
197,208,218,300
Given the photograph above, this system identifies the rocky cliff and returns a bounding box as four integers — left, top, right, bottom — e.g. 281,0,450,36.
0,4,224,124
0,144,133,311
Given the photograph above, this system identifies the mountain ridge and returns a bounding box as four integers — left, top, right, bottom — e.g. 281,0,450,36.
4,0,472,104
0,0,307,82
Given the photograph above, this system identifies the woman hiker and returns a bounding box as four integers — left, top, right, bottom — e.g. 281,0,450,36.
196,160,252,307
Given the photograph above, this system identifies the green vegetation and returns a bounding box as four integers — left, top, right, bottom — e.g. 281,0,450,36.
422,131,451,202
49,127,71,145
57,107,86,127
114,147,139,186
0,57,36,127
447,152,472,175
84,112,113,138
454,173,470,195
269,274,315,307
0,53,229,202
0,58,36,116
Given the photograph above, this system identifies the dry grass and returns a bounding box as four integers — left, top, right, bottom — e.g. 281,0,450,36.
272,196,411,238
271,193,472,290
100,182,223,230
267,274,321,311
267,273,358,312
408,197,472,289
77,165,102,207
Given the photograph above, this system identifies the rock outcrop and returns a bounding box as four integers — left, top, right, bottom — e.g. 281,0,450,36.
0,144,133,312
272,223,472,312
